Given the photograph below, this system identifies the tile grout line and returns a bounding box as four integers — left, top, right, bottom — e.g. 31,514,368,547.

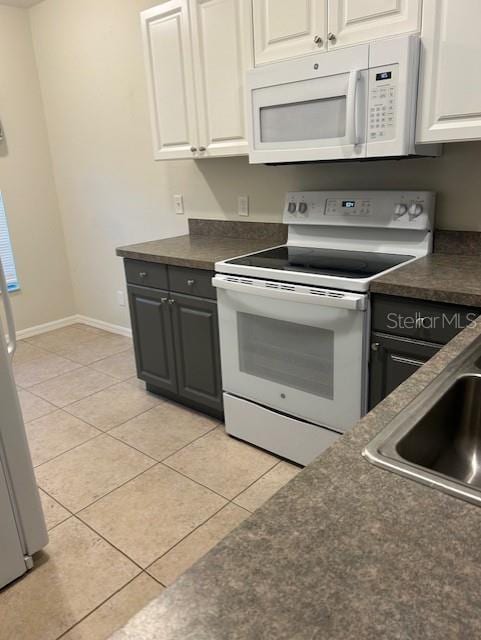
24,370,120,407
106,419,219,463
42,434,271,577
59,423,282,526
142,457,293,579
40,484,148,574
23,327,131,363
36,416,224,521
61,386,167,433
144,498,247,578
71,457,160,515
24,366,142,410
54,571,160,640
17,329,133,401
40,432,259,573
33,430,104,470
17,335,132,382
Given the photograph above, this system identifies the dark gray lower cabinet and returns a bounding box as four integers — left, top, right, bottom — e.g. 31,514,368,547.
171,293,222,413
369,294,480,410
369,332,440,409
125,260,223,418
127,285,177,394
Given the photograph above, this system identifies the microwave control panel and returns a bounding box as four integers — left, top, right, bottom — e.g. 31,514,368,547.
368,64,398,142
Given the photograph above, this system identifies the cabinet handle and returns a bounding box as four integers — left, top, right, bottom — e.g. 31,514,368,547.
198,146,206,152
139,272,147,279
161,297,168,304
313,35,323,46
168,299,175,305
327,32,336,42
371,342,380,352
187,279,195,286
190,146,197,153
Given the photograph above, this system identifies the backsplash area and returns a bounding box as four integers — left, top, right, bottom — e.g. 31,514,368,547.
190,141,481,231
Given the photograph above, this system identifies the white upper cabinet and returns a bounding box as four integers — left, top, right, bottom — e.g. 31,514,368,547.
327,0,421,49
253,0,328,65
190,0,253,157
253,0,421,65
416,0,481,143
141,0,253,160
141,1,198,160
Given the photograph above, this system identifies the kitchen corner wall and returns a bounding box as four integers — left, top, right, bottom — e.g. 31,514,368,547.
28,0,481,330
0,5,74,331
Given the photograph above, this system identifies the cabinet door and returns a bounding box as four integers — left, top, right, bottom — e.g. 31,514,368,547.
369,332,439,410
328,0,421,49
253,0,327,65
190,0,253,157
416,0,481,143
141,1,199,160
128,285,177,394
171,293,223,413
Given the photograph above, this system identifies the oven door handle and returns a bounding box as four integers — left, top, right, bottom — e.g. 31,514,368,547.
346,69,360,146
212,276,366,311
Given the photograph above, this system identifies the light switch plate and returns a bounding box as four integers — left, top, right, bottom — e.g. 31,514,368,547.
238,195,249,217
174,194,184,215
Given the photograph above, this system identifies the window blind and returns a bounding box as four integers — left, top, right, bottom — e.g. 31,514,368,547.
0,192,19,291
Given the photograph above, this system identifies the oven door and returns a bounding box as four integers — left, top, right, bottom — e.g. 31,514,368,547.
247,45,369,164
213,275,368,432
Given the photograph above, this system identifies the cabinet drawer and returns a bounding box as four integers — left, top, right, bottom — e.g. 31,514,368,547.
168,266,216,300
372,295,479,345
124,260,168,289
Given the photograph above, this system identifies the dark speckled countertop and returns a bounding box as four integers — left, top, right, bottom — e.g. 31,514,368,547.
372,254,481,306
116,219,287,270
372,230,481,306
111,228,481,640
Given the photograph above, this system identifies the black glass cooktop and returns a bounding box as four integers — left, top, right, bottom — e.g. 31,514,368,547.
226,246,414,279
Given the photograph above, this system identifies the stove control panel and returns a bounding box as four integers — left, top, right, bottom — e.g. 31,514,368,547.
284,191,435,231
325,198,372,217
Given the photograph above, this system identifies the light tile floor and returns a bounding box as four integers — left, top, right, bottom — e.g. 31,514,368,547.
0,324,301,640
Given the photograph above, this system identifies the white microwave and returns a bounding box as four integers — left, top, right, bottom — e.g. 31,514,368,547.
246,34,440,164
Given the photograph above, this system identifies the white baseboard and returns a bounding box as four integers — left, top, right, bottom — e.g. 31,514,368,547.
16,314,132,340
16,316,79,340
76,315,132,338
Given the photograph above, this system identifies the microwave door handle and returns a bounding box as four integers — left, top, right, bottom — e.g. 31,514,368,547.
345,69,360,146
0,257,16,358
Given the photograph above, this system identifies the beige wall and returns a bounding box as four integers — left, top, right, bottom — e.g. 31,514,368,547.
28,0,481,329
0,4,74,331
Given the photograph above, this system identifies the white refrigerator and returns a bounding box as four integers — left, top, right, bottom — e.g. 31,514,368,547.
0,258,48,590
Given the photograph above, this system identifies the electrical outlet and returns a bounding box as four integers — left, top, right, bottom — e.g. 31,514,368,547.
174,194,184,215
117,290,126,307
238,195,249,217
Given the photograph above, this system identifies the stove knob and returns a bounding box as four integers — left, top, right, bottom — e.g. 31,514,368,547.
408,203,423,219
394,204,408,219
298,202,308,214
287,202,297,214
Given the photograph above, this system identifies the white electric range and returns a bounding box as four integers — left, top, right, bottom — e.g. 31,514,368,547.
213,191,435,465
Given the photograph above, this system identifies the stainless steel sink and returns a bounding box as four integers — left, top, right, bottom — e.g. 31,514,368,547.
363,336,481,506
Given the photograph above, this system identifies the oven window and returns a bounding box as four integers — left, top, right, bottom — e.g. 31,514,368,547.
237,313,334,399
259,96,346,143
